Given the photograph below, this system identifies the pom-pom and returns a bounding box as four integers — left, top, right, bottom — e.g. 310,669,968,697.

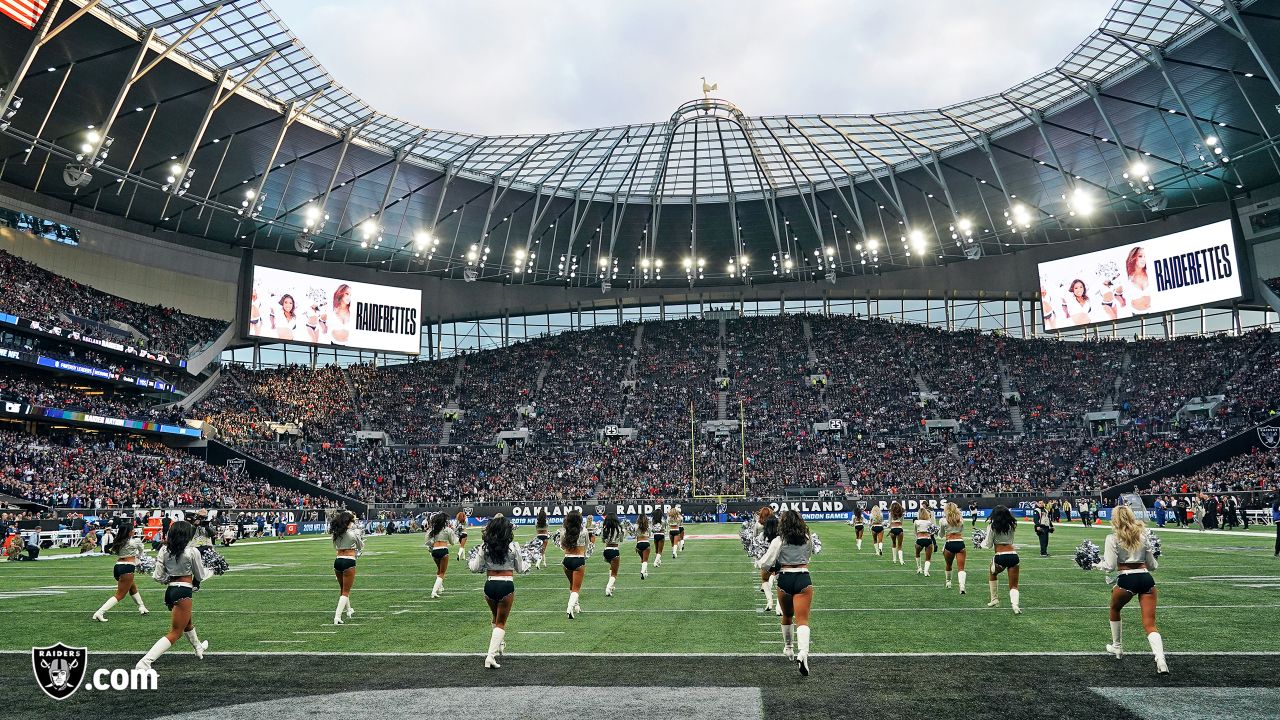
747,537,769,560
972,529,987,547
136,555,156,574
1146,531,1162,559
586,540,596,558
928,523,939,537
520,537,543,570
197,545,229,575
811,532,823,555
1074,540,1102,571
467,543,484,565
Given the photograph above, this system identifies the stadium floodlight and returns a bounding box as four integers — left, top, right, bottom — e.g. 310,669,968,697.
162,162,195,196
302,203,329,232
239,188,265,218
1068,187,1095,217
0,91,20,130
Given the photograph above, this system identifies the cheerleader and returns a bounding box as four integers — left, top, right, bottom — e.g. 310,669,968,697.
534,509,551,569
601,513,624,596
850,504,867,551
913,506,935,576
753,507,775,600
561,510,587,618
425,512,458,598
759,514,781,615
468,514,529,669
888,502,906,565
980,505,1022,614
635,512,652,579
92,520,150,621
1096,505,1168,674
869,505,886,556
134,521,209,672
756,510,817,676
330,510,363,625
651,508,666,567
667,507,683,559
940,502,968,594
455,511,470,561
675,504,687,553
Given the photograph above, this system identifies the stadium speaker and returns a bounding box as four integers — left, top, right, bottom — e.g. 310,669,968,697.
62,164,93,189
963,243,983,260
825,270,837,285
463,268,478,282
1143,192,1169,212
601,281,612,293
293,233,315,253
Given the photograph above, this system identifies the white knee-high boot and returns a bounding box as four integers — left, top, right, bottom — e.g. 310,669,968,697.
92,596,118,621
1108,620,1123,657
130,591,148,614
987,579,999,606
136,637,171,671
184,629,207,659
640,561,648,578
605,576,617,596
334,595,348,625
567,591,580,617
856,538,862,550
781,623,794,658
958,570,967,594
1009,588,1021,614
485,627,505,668
923,560,931,577
432,576,444,598
1148,632,1168,674
795,625,811,675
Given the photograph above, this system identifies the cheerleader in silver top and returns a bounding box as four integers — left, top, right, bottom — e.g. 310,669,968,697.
667,507,684,558
92,519,150,621
634,512,652,579
330,510,364,625
561,510,588,618
135,521,210,672
940,502,968,594
650,508,666,567
455,511,470,561
534,509,551,570
888,502,906,565
912,506,935,576
755,510,818,676
849,503,867,551
425,512,459,598
754,507,778,609
869,505,886,556
1096,505,1168,674
468,514,529,669
979,506,1022,614
601,513,625,596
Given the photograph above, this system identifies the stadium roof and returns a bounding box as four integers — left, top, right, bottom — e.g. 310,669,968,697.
1,0,1278,288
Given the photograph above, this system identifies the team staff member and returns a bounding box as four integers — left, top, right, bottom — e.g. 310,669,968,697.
1095,505,1168,674
425,512,459,598
468,514,528,669
601,513,624,596
92,520,150,621
941,502,967,594
1034,501,1054,557
755,510,819,676
980,506,1022,614
135,521,209,672
330,510,363,625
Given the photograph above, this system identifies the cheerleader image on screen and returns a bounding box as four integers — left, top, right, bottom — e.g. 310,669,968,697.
888,502,906,565
634,511,652,579
135,521,209,673
941,502,968,594
317,283,353,345
468,514,529,669
560,510,587,619
913,505,935,576
92,519,150,622
1096,505,1168,674
869,504,885,556
270,292,300,341
600,512,624,596
330,510,363,625
755,510,819,676
424,512,458,598
981,506,1022,614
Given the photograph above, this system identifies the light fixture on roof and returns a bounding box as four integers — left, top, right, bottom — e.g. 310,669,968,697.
302,203,328,232
162,161,195,196
0,91,20,130
1068,187,1095,217
238,187,265,218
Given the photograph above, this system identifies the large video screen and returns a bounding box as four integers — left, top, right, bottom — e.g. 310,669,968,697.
247,266,421,354
1038,220,1241,332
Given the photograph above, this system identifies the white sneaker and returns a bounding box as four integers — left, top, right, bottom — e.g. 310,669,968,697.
194,640,208,660
92,613,107,623
1106,643,1123,659
485,655,501,669
987,599,1000,608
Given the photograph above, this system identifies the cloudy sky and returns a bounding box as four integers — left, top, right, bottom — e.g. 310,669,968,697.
267,0,1117,136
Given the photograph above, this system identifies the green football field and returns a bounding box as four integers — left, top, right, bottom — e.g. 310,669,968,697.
3,520,1279,718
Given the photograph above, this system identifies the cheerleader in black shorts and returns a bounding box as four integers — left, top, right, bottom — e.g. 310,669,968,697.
135,521,209,672
913,506,935,576
455,511,470,561
756,510,818,676
850,504,867,551
940,502,968,594
760,514,782,615
330,510,364,624
92,520,150,621
534,509,551,569
667,507,683,559
980,505,1021,614
753,507,774,594
634,513,652,579
425,512,458,598
869,505,885,556
888,502,906,565
601,513,624,596
651,509,666,567
1096,505,1168,674
675,504,687,554
468,514,528,669
561,510,587,618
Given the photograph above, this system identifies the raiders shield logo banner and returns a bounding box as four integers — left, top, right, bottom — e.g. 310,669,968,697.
1259,426,1280,449
32,643,88,700
594,505,606,516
